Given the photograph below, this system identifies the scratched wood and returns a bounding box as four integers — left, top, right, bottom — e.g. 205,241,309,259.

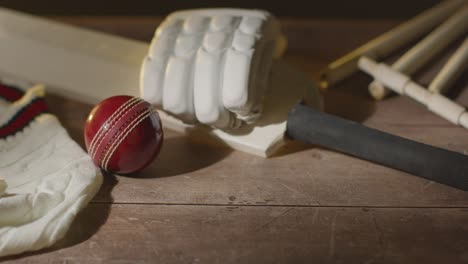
2,205,468,264
2,17,468,263
44,92,468,208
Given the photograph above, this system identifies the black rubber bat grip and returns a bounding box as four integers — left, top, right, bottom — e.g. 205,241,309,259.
286,103,468,190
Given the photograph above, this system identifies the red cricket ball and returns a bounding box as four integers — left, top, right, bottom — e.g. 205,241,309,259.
84,95,163,174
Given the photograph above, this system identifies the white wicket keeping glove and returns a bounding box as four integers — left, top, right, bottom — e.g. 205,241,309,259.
0,80,102,257
140,9,283,129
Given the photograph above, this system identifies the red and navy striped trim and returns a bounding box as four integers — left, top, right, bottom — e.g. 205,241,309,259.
0,83,49,139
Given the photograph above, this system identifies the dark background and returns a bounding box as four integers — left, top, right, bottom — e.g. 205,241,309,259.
0,0,441,18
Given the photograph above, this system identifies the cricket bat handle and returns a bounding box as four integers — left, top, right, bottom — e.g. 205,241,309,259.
287,103,468,190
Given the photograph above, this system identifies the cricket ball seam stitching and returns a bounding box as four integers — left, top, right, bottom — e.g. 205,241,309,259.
89,97,141,157
88,97,136,156
102,107,153,170
92,100,144,163
97,105,147,168
102,107,154,171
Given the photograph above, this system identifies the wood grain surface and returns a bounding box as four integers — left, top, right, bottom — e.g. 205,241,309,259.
1,16,467,263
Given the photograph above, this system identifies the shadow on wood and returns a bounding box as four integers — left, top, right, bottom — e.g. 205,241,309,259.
130,134,233,178
324,72,377,123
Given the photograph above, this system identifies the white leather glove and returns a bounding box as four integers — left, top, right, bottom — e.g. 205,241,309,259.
0,80,102,257
140,9,282,129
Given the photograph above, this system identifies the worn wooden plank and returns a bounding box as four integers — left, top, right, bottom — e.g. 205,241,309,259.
92,130,468,207
2,205,468,264
45,83,468,208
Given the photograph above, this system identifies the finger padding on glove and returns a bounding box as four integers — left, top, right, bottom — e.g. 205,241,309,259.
140,9,281,129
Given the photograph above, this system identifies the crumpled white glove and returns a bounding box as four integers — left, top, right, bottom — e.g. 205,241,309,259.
140,9,283,129
0,81,102,257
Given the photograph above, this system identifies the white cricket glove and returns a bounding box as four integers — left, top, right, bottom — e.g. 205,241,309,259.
140,9,283,129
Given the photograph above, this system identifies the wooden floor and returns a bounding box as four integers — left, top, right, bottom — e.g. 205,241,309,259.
2,16,468,263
